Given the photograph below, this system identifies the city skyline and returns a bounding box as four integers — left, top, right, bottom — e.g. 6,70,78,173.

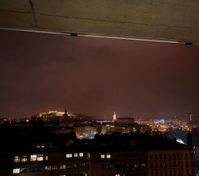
1,29,199,119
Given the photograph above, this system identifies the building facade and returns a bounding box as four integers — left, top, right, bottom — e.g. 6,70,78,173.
10,148,194,176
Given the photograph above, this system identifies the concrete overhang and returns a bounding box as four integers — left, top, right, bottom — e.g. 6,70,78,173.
0,0,199,43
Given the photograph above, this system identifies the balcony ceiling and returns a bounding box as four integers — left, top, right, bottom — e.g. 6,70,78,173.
0,0,199,42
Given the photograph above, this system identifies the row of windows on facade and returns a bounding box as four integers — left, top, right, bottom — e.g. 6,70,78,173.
14,154,47,163
13,160,145,174
149,152,192,160
13,163,88,174
14,152,111,164
66,152,85,158
150,169,193,176
14,152,85,163
45,163,88,171
13,167,122,176
12,164,192,175
150,160,192,168
101,163,146,170
100,153,111,159
15,152,192,164
36,144,45,149
13,168,88,176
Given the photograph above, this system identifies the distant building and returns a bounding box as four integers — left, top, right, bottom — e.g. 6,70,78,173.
115,117,135,125
188,114,199,129
74,125,98,139
112,112,117,122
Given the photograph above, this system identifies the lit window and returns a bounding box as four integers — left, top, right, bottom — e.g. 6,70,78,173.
115,174,120,176
60,164,66,169
30,155,37,161
45,156,48,160
100,154,105,159
14,156,20,163
74,153,78,157
45,165,51,171
37,154,44,161
106,154,111,159
30,154,44,162
79,152,84,157
13,168,20,174
66,153,72,158
20,168,26,173
52,165,58,170
21,156,27,163
87,153,90,159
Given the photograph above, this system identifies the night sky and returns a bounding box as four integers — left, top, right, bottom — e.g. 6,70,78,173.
0,30,199,119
